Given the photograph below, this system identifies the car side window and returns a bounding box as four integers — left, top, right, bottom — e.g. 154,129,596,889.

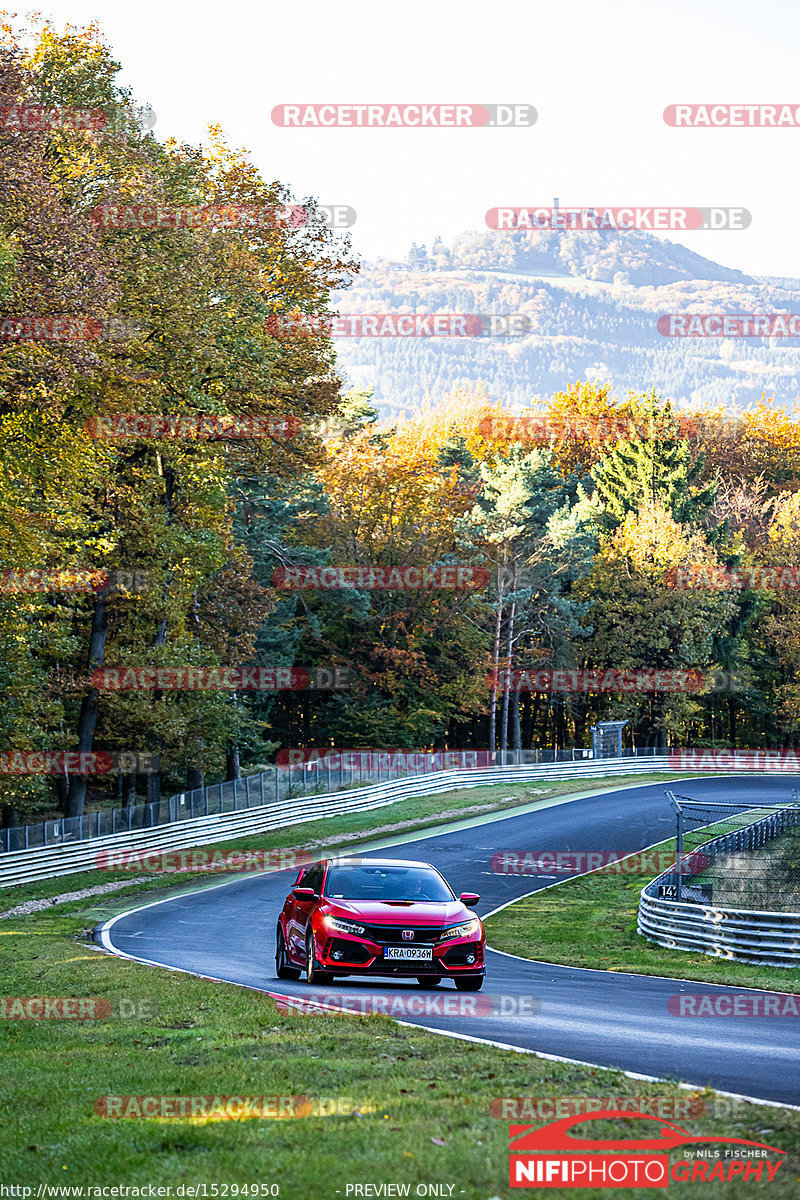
304,863,324,895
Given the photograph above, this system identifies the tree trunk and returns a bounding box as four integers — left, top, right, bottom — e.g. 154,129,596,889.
145,770,161,807
512,690,522,754
66,589,108,818
500,588,517,761
226,746,241,780
488,565,505,754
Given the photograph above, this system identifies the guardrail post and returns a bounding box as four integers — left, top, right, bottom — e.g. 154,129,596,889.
666,790,682,902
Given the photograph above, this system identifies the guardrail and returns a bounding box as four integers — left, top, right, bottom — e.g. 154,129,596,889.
7,744,796,857
0,748,598,855
638,802,800,966
0,755,680,890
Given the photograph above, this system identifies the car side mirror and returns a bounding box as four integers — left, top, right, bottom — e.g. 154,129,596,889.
460,892,480,905
292,886,316,899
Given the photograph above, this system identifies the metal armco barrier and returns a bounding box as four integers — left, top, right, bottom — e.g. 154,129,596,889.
6,745,798,858
0,747,596,855
0,756,682,889
639,802,800,966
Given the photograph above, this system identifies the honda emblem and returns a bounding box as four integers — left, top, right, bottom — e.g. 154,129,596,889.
402,930,414,941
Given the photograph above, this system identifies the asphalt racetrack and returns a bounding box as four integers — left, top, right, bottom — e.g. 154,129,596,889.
98,776,800,1107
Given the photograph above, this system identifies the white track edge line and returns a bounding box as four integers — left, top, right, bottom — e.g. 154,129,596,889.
93,927,800,1114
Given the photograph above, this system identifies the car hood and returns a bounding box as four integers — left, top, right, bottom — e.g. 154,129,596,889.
321,900,475,927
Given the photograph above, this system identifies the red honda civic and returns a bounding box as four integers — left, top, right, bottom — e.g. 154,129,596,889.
275,856,485,990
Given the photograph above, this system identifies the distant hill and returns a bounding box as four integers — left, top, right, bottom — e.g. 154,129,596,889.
332,230,800,418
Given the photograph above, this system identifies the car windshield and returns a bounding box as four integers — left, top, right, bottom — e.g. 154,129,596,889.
324,865,454,902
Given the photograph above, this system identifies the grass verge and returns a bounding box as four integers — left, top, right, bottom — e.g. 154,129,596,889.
484,833,800,992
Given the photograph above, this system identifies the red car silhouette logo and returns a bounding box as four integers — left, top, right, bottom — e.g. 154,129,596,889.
510,1111,785,1156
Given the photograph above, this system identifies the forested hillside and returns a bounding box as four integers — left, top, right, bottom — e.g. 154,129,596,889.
334,233,800,416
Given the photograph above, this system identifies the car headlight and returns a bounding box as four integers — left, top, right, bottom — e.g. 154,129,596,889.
438,919,481,942
327,917,366,936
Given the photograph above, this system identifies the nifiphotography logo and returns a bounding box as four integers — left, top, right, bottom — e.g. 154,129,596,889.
507,1111,785,1188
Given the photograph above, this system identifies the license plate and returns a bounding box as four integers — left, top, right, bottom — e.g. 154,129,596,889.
384,946,434,962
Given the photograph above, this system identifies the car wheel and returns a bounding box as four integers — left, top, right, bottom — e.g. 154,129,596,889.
416,976,442,987
306,931,334,985
275,927,301,981
454,975,484,991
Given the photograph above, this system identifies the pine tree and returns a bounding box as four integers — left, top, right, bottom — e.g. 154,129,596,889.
591,391,716,529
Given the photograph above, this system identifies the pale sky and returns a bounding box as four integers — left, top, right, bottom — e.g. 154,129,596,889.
16,0,800,277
